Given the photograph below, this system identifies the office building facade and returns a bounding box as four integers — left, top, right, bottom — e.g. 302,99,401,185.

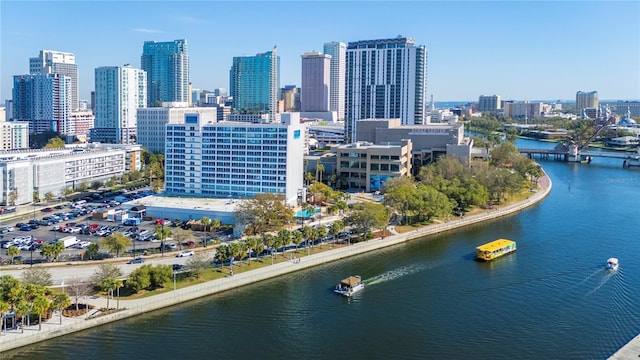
164,113,304,205
345,36,428,142
137,105,217,153
0,147,128,205
141,39,190,107
230,47,280,121
0,121,29,150
12,73,72,134
576,91,598,114
323,41,346,120
301,52,331,112
478,95,502,112
29,50,79,110
91,65,146,144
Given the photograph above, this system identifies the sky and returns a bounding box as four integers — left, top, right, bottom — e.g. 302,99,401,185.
1,1,639,103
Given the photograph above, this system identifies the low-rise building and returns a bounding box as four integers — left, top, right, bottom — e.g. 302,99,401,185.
334,140,412,192
0,121,29,150
0,147,128,205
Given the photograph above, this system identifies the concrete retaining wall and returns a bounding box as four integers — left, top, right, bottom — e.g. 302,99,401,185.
1,173,552,353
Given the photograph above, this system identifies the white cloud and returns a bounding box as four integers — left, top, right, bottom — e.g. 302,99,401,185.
133,28,163,34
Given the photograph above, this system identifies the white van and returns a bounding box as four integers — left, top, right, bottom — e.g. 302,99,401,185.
74,200,87,207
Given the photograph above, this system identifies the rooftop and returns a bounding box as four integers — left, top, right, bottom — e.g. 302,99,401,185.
121,195,243,213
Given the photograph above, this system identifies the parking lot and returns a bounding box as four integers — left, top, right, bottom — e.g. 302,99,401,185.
0,187,212,265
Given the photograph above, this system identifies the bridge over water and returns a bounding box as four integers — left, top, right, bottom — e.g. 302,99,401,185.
519,146,640,167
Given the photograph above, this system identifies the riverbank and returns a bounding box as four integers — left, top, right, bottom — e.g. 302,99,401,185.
0,171,552,353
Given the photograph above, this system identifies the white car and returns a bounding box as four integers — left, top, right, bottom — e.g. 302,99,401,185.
75,241,91,249
176,250,194,257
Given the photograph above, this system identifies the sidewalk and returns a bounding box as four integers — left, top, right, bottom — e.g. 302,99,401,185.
1,172,552,353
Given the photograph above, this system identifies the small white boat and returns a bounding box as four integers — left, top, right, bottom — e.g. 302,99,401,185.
334,275,365,297
606,258,619,271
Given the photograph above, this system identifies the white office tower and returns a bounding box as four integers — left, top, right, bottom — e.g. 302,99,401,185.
323,41,346,120
92,65,147,144
30,50,79,110
164,113,305,205
345,36,427,142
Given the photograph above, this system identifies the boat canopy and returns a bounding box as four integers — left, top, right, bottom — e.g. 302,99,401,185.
340,276,362,287
476,239,516,252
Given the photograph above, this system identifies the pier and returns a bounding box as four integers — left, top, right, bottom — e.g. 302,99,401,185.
608,334,640,359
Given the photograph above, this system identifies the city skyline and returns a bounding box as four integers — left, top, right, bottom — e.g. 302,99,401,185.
1,1,639,103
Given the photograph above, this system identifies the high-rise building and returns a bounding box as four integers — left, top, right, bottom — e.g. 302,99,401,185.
301,52,331,112
478,95,502,112
230,47,280,121
12,73,72,134
281,85,301,112
164,112,304,205
323,41,346,120
576,91,598,114
141,39,189,107
91,65,146,144
345,36,427,142
29,50,79,110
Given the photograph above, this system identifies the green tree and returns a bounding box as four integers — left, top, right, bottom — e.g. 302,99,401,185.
91,263,123,289
31,294,50,331
149,265,173,289
244,237,260,264
52,293,71,324
85,242,99,260
7,246,20,264
329,220,345,241
291,231,304,250
43,137,65,149
50,241,65,261
21,267,54,287
233,193,294,236
0,300,10,332
383,177,418,225
101,232,131,257
0,275,21,303
90,180,102,190
127,266,151,293
214,244,230,268
347,202,390,239
15,301,31,333
414,184,455,222
100,278,117,309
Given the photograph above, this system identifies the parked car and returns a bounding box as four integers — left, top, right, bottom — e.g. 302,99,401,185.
172,264,185,271
41,207,54,212
19,225,32,231
176,250,194,257
127,257,145,264
182,240,196,248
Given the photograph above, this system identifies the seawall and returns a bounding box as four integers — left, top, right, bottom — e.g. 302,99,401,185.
0,173,552,353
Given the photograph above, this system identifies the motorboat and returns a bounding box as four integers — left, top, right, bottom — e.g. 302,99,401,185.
606,258,619,271
334,275,365,297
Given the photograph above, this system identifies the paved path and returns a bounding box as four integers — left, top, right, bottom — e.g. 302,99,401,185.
1,172,553,353
608,334,640,359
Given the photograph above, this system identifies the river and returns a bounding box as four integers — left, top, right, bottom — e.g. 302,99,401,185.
5,138,640,360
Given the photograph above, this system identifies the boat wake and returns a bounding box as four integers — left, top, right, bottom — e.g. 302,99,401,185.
364,264,427,286
585,270,617,297
567,268,602,290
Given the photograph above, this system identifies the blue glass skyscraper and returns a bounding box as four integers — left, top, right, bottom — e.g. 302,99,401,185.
229,47,279,121
141,39,189,107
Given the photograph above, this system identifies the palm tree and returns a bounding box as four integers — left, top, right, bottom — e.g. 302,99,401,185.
52,293,71,325
15,301,30,333
154,225,172,256
329,220,345,242
31,295,50,331
263,234,276,264
291,231,303,252
276,229,292,257
113,279,124,310
245,237,259,264
101,278,116,310
315,163,325,182
6,246,19,264
316,226,328,246
304,172,314,187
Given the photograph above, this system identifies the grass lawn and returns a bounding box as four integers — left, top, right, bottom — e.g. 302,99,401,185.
117,244,345,299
